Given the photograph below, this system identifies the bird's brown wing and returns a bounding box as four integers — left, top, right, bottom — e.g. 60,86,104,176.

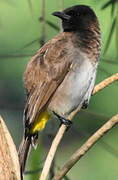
24,33,72,128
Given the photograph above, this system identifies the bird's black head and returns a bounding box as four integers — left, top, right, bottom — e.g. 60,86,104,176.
52,5,98,32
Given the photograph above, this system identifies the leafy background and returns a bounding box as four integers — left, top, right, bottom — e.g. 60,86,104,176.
0,0,118,180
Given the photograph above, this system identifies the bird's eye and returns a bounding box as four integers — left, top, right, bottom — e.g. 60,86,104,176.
69,10,75,15
67,10,77,16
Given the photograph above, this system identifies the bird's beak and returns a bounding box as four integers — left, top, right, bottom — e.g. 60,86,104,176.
52,11,70,20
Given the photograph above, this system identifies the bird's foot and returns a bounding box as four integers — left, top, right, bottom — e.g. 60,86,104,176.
53,111,72,131
59,117,72,131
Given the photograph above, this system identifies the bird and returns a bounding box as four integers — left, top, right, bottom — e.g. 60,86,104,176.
18,4,101,178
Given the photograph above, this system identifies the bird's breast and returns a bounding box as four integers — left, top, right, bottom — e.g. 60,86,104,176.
48,52,97,117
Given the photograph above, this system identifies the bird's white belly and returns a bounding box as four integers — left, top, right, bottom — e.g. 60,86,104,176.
49,56,97,117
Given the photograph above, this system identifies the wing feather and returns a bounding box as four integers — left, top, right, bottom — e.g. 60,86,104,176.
24,33,71,128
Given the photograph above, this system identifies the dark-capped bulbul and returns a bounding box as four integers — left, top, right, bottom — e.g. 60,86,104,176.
18,5,101,178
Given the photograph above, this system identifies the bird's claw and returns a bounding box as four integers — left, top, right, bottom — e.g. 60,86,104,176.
53,111,72,131
59,117,72,131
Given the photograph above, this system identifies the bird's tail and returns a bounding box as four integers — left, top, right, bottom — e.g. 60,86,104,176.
18,136,31,179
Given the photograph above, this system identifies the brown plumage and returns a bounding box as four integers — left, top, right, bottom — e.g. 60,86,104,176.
24,33,73,125
18,5,101,179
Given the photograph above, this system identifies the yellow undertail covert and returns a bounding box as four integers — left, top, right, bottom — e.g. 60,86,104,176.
30,110,51,134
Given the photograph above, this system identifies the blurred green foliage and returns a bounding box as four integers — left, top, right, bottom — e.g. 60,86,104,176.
0,0,118,180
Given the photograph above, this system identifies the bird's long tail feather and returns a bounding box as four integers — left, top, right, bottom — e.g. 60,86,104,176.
18,137,31,179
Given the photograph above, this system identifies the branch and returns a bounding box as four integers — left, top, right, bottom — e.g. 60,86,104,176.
53,114,118,180
0,116,20,179
40,125,66,180
39,73,118,180
92,73,118,95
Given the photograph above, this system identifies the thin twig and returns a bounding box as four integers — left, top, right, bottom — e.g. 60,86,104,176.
48,133,56,179
49,159,55,179
92,73,118,95
39,0,46,46
58,0,64,31
67,73,118,121
53,114,118,180
40,125,66,180
39,73,118,180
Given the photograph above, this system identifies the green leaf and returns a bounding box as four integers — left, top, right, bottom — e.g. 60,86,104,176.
64,175,71,180
24,167,43,175
111,2,116,15
101,0,115,10
27,0,33,14
101,57,118,65
104,17,117,55
116,15,118,56
22,38,40,49
46,20,60,31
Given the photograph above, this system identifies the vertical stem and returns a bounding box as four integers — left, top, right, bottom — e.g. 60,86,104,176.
60,0,64,11
47,121,56,179
58,0,64,31
40,0,46,47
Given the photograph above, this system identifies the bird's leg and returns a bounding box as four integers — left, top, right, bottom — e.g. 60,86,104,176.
82,99,89,109
53,111,72,130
